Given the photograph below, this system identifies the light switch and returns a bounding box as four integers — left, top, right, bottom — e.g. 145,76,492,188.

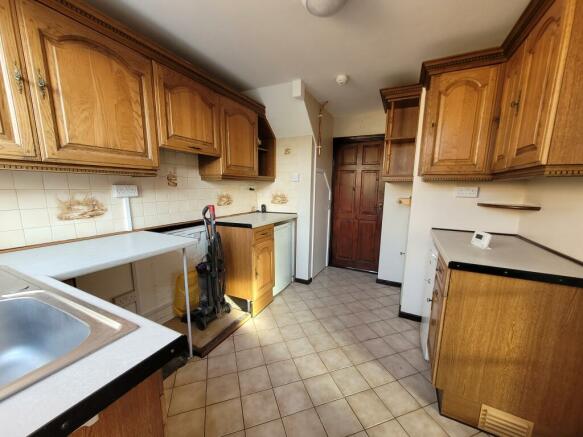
455,187,479,198
291,173,300,183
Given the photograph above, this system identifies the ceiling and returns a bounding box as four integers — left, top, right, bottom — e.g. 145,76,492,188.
86,0,530,116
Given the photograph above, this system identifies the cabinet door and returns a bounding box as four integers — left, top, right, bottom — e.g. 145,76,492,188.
421,65,499,176
17,0,158,169
252,238,274,299
507,0,566,168
220,96,258,177
491,45,525,172
0,0,37,160
153,62,220,156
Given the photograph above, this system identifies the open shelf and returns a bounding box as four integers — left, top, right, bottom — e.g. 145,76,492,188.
477,202,541,211
257,116,275,181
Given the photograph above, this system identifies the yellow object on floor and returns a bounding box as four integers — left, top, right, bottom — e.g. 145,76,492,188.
173,269,199,317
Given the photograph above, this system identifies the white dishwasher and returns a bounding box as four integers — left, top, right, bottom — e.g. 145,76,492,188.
274,222,294,295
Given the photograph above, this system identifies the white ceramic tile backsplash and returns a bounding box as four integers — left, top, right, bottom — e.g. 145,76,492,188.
0,149,259,250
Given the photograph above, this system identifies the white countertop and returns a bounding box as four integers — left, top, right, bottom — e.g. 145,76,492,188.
216,212,297,228
432,229,583,280
0,231,195,280
0,272,181,437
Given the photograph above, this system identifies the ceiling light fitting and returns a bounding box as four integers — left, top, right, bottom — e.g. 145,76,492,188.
336,74,349,86
301,0,348,17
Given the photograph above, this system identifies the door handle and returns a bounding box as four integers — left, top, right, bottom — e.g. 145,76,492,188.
37,70,48,98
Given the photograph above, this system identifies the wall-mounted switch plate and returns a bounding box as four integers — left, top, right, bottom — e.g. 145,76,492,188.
455,187,479,198
291,173,300,183
112,185,139,198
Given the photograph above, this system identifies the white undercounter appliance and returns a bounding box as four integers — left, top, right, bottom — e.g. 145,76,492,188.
420,244,438,361
274,222,294,295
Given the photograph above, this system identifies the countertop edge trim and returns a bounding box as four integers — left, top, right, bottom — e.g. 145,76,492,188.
30,335,188,437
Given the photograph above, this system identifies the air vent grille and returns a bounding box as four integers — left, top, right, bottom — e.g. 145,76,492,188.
478,404,534,437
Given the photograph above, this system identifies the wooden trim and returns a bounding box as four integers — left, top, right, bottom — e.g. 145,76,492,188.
383,176,413,182
376,278,402,287
379,83,422,111
477,203,541,211
333,134,385,145
0,160,157,177
422,174,494,182
35,0,264,115
419,47,506,87
502,0,556,57
493,164,583,179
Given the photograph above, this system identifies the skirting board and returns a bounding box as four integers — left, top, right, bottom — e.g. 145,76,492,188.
376,278,402,287
399,306,422,322
294,277,312,285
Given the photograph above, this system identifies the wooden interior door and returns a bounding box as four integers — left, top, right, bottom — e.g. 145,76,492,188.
153,62,220,156
421,65,499,175
220,95,258,177
18,0,158,169
507,0,565,169
331,140,384,272
0,0,37,160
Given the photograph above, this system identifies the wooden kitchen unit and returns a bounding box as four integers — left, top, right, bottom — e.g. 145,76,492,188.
217,224,275,316
428,230,583,436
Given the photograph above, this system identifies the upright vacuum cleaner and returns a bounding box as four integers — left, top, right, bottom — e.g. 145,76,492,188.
182,205,230,330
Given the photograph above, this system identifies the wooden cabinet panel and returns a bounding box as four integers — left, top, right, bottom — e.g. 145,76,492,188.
421,66,499,177
0,0,37,160
153,62,219,156
491,46,525,172
17,0,158,169
253,237,274,299
507,0,566,169
221,96,258,177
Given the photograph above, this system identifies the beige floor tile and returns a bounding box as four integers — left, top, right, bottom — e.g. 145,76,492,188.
287,337,317,357
275,312,298,327
399,373,437,406
205,398,244,437
294,353,328,379
366,419,408,437
397,409,448,437
209,337,235,357
301,320,328,336
235,347,265,371
282,408,327,437
346,389,393,429
330,329,359,346
330,366,370,396
400,329,421,347
257,328,284,346
281,323,306,340
374,381,420,417
168,381,206,416
303,373,343,406
378,353,418,379
165,407,205,437
421,368,432,382
424,403,481,436
316,398,363,437
239,365,272,396
242,389,281,428
400,348,430,372
342,343,375,365
246,419,287,437
362,338,396,359
206,372,240,405
262,342,291,363
274,381,313,416
235,320,256,336
163,372,176,390
175,359,207,386
267,359,301,386
254,316,277,331
234,333,260,351
387,318,413,333
320,316,346,332
318,347,352,371
337,314,362,328
294,310,316,323
356,360,395,387
224,431,245,437
307,333,338,352
367,320,397,337
208,353,238,378
348,432,367,437
383,333,416,353
350,324,378,342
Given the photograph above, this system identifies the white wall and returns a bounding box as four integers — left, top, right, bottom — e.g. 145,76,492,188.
377,182,413,283
333,110,386,137
519,178,583,261
400,89,527,316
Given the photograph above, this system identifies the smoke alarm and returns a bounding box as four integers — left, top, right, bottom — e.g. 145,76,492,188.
336,74,349,86
301,0,348,17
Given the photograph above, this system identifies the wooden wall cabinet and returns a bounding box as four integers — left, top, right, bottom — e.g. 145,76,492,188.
420,65,500,180
0,0,38,162
379,84,421,182
216,224,275,316
17,0,159,171
153,62,220,157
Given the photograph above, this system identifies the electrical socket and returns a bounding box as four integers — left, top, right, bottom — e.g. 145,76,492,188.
112,185,139,198
455,187,479,198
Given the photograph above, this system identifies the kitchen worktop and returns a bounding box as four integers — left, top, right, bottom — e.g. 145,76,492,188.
215,212,298,228
432,229,583,287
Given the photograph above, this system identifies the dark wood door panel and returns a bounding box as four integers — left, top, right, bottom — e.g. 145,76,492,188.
355,220,379,267
362,142,382,165
333,170,357,216
332,218,356,261
338,143,358,165
358,170,380,217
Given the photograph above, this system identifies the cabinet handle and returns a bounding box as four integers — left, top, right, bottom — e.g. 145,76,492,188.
188,145,201,150
431,121,436,128
37,70,48,98
14,63,24,94
255,269,258,278
510,90,522,113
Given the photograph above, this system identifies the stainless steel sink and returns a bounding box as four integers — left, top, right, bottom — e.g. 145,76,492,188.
0,267,137,401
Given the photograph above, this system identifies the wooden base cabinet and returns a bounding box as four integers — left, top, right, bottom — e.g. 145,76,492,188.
217,224,274,316
428,267,583,436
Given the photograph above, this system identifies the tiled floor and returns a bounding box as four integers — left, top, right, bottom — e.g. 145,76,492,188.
162,267,488,437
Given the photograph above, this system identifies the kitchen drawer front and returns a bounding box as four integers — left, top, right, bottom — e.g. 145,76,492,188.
253,225,274,243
